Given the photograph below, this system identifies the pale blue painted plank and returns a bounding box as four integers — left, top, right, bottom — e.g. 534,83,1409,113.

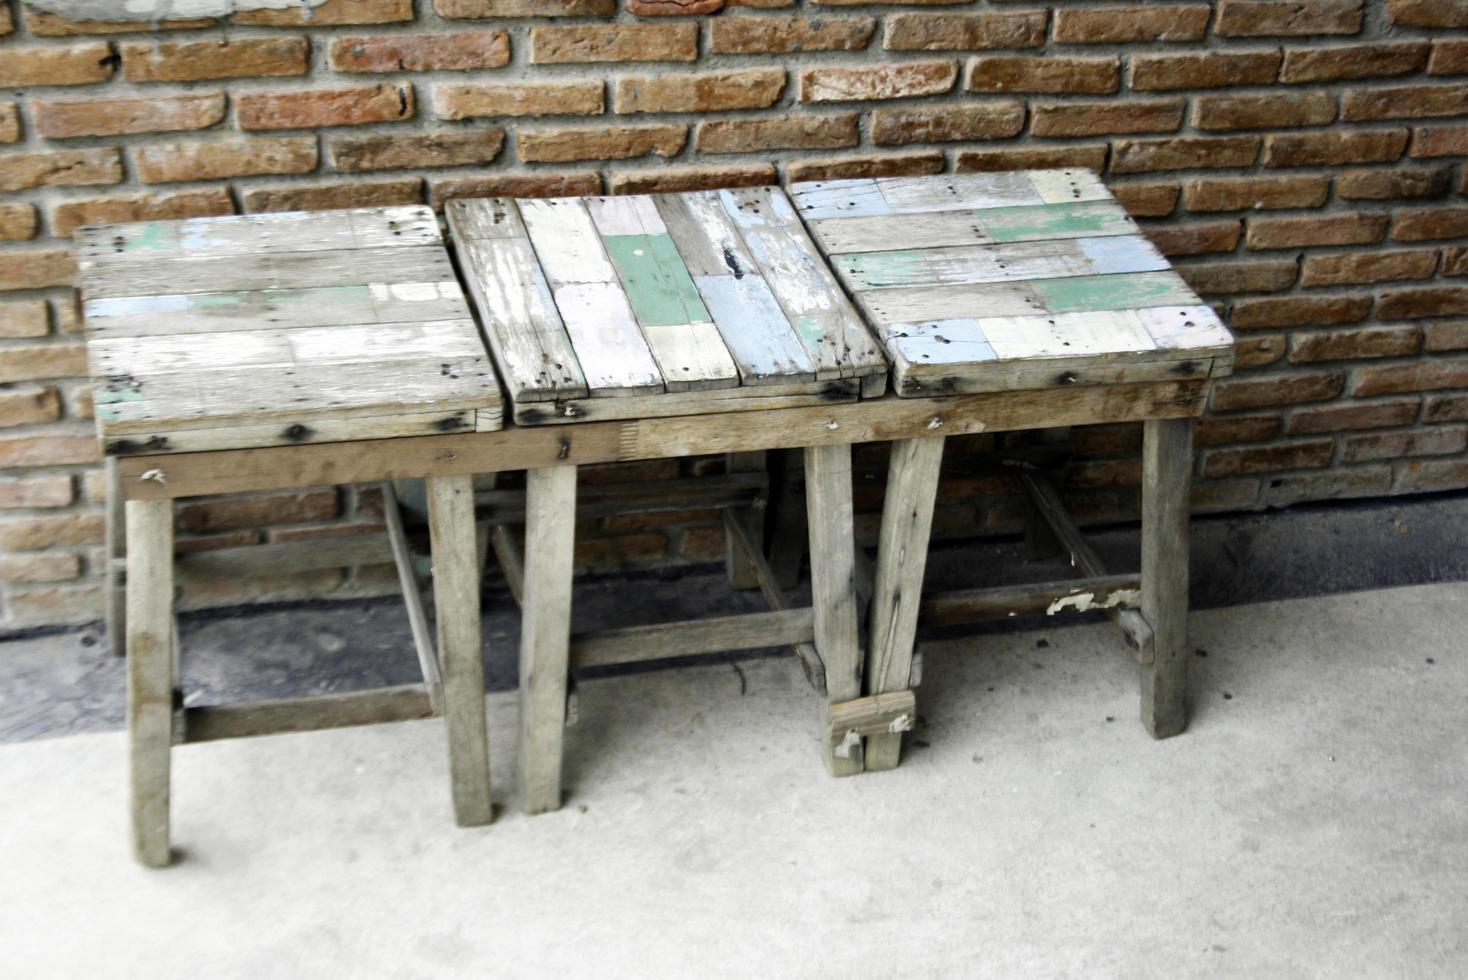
1079,235,1170,276
694,274,815,384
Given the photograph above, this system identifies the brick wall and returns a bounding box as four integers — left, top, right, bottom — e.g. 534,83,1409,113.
0,0,1466,627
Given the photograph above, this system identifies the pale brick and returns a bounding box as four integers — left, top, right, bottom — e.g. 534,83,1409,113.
0,103,17,143
1262,129,1408,167
231,0,414,26
1343,84,1468,122
330,130,504,172
435,0,613,14
0,386,60,427
34,93,225,139
1216,0,1364,36
243,179,422,213
788,151,945,182
1290,326,1422,363
1031,99,1183,138
0,301,49,338
1387,0,1468,27
1395,459,1468,494
0,149,121,193
1352,358,1468,396
0,42,114,88
883,11,1047,50
133,136,318,184
628,0,724,13
1280,42,1429,83
1424,320,1468,352
696,114,859,154
1409,125,1468,158
0,431,98,467
1183,175,1331,212
1177,258,1297,295
1301,250,1441,287
1428,39,1468,75
0,342,87,383
709,16,874,54
1245,212,1389,249
0,250,75,292
1194,92,1337,131
331,31,510,72
434,81,604,119
1231,295,1372,328
1109,183,1179,218
518,125,686,163
957,144,1109,173
0,204,37,241
1336,167,1452,200
1211,371,1346,411
871,102,1024,144
24,11,214,35
0,553,81,584
1129,50,1282,91
239,84,414,131
1053,5,1210,43
965,56,1118,94
1145,220,1241,256
428,172,602,206
1392,206,1468,241
614,69,786,114
798,61,957,102
50,189,235,238
531,24,697,64
122,37,307,82
0,475,73,508
608,164,776,195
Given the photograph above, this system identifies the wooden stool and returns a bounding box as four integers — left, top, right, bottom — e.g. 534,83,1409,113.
446,188,889,811
792,170,1236,767
77,207,505,865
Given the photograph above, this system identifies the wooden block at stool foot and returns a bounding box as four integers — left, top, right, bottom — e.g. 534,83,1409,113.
804,443,863,777
1140,417,1192,739
126,497,175,868
428,473,493,827
519,464,578,813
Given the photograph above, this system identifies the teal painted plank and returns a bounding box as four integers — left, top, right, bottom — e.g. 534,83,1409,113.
1035,272,1197,314
602,233,711,328
979,202,1135,244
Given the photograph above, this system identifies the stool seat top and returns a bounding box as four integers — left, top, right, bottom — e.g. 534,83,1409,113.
76,206,504,456
791,170,1235,397
447,188,887,426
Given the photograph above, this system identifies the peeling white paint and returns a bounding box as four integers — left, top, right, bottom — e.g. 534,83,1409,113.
1045,588,1141,616
25,0,329,21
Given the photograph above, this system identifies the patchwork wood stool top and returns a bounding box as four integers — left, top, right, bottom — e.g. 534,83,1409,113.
75,206,503,456
446,187,887,425
790,169,1235,397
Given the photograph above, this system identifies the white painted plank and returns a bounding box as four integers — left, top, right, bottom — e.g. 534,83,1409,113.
446,198,528,240
552,282,663,396
518,198,616,286
787,179,890,220
1027,168,1111,205
586,195,666,238
643,321,740,393
719,186,801,229
877,171,1042,211
82,246,455,299
855,281,1046,325
653,192,758,279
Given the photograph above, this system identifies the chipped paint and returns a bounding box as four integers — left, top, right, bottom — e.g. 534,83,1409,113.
25,0,328,20
1045,588,1142,616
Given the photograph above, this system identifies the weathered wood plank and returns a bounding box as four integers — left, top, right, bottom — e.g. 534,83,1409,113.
1141,418,1193,738
805,443,863,776
653,191,758,278
834,236,1167,291
693,274,816,386
83,246,454,299
184,686,436,742
513,379,856,426
828,689,916,744
382,481,443,714
105,457,126,656
919,573,1142,627
570,608,814,669
126,497,174,868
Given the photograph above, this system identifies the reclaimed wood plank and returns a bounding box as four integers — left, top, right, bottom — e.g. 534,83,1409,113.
82,246,454,299
551,281,664,397
694,274,816,385
513,378,856,425
126,497,174,868
919,573,1143,627
382,481,443,714
184,686,435,742
879,171,1041,212
570,608,814,669
653,191,758,278
977,201,1138,244
788,179,891,220
1141,418,1193,738
804,443,863,776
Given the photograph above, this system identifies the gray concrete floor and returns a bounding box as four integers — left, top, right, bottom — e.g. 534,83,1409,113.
1,583,1465,977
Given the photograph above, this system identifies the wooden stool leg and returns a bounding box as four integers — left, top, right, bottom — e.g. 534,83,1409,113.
803,444,863,777
1140,418,1193,739
724,451,765,590
519,464,577,814
126,498,174,867
767,448,807,591
427,474,492,827
106,458,127,656
865,436,945,772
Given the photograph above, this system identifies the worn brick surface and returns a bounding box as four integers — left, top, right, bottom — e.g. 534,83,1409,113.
50,188,235,237
966,56,1118,94
121,38,308,82
697,114,859,154
239,85,414,131
330,130,504,172
0,43,115,88
434,81,604,119
710,15,874,54
614,69,786,114
883,12,1047,51
331,32,510,72
34,93,226,139
1053,5,1210,44
133,136,318,183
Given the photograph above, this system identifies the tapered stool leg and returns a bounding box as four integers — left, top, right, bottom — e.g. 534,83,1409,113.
1140,418,1193,739
127,498,174,867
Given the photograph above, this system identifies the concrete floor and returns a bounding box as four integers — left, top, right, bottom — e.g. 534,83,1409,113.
1,583,1464,977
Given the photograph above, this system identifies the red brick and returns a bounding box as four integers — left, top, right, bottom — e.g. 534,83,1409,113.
243,179,422,214
709,16,875,54
0,250,76,292
0,42,114,87
0,475,73,509
330,130,504,172
1344,426,1468,461
232,0,414,25
1377,287,1468,319
799,61,957,102
1387,0,1468,27
34,93,225,139
1245,212,1389,249
883,11,1048,50
1392,206,1468,241
1194,92,1337,131
1031,99,1183,138
1183,175,1330,212
1129,50,1282,91
1424,320,1468,352
330,32,510,72
122,37,307,82
608,164,776,195
1231,295,1373,329
1447,247,1468,277
614,69,786,113
1216,0,1364,36
239,84,414,131
0,102,17,143
434,81,604,119
1212,371,1346,411
1196,414,1282,446
1351,358,1468,395
789,151,946,182
1289,399,1420,434
0,204,36,242
1289,326,1422,363
1395,459,1468,494
1145,220,1241,257
965,56,1118,94
628,0,725,14
1202,440,1334,477
1176,259,1297,295
1262,129,1408,166
871,102,1025,144
1428,39,1468,75
1234,334,1287,367
0,431,99,467
518,125,687,163
0,148,121,193
436,0,613,15
24,11,214,35
1408,124,1468,158
1301,249,1440,287
1110,136,1260,174
0,6,11,35
696,114,859,154
957,144,1109,173
531,23,697,64
1053,5,1210,43
50,188,235,237
0,301,49,339
1336,166,1452,200
1425,393,1468,422
133,136,318,184
1109,182,1179,218
428,172,602,206
1343,84,1468,122
1280,42,1429,83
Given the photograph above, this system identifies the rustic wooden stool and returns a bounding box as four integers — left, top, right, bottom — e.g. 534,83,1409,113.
77,206,504,865
446,188,890,810
791,170,1236,767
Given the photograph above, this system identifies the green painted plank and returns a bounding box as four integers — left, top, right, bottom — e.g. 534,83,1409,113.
978,201,1134,244
1035,272,1197,314
602,233,711,328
